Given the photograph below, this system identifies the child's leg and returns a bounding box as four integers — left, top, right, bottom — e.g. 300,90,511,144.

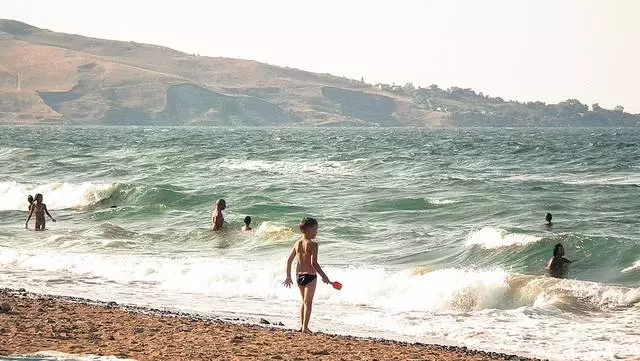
302,280,317,332
297,285,305,331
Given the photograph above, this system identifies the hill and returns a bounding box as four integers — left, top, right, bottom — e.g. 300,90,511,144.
0,19,637,127
0,19,447,127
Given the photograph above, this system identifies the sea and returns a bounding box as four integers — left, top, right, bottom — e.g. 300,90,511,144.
1,126,639,361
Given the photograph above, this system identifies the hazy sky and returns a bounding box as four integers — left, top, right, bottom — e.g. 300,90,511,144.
3,0,640,112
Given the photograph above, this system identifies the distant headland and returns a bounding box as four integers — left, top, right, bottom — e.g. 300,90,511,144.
0,19,637,127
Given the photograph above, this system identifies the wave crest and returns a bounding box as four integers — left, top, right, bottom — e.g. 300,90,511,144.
466,227,542,249
0,181,198,211
622,260,640,273
0,181,116,211
1,246,638,316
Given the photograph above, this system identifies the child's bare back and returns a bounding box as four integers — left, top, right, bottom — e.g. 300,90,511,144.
294,239,318,275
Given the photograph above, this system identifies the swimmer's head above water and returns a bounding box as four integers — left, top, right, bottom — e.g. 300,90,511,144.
553,243,565,257
545,212,553,224
244,216,251,226
215,199,226,210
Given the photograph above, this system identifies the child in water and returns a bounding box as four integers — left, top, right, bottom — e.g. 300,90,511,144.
211,199,226,231
242,216,252,232
546,243,574,278
283,217,331,333
27,195,34,213
25,193,56,231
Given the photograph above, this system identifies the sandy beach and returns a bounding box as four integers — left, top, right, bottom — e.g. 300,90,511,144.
0,288,544,361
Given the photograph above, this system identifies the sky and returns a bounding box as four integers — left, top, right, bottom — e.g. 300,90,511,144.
2,0,640,112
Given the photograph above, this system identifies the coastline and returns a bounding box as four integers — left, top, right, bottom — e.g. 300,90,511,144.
0,288,545,361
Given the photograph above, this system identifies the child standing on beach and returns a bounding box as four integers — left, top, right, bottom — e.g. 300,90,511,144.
283,217,331,333
25,193,56,231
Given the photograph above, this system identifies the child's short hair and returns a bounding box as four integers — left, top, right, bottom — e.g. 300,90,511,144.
299,217,318,232
244,216,251,225
35,193,43,201
27,195,34,203
216,199,226,206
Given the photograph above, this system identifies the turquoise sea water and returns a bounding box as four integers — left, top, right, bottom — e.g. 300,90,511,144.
1,126,639,360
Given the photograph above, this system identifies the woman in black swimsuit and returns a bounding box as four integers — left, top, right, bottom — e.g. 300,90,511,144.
283,217,331,333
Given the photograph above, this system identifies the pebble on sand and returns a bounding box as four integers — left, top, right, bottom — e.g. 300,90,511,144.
0,302,12,313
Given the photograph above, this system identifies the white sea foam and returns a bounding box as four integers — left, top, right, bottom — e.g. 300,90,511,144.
0,181,115,210
427,198,459,205
2,248,636,314
560,174,640,186
518,276,640,311
622,260,640,273
466,227,542,249
253,222,295,244
212,159,353,177
0,146,30,159
506,173,640,186
1,248,639,361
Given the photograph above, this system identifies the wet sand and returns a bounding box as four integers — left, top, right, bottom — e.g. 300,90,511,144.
0,288,544,361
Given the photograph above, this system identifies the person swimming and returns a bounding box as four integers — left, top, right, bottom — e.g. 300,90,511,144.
283,217,331,333
25,193,56,231
242,216,252,232
211,199,226,231
545,212,553,226
546,243,573,278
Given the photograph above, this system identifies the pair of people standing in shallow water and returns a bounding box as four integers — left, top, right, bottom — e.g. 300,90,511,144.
210,199,331,333
543,212,576,278
210,198,253,232
25,193,56,231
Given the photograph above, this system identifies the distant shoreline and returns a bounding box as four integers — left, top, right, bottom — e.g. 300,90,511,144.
2,123,640,129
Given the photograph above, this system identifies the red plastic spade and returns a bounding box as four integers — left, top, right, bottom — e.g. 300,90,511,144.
331,281,342,290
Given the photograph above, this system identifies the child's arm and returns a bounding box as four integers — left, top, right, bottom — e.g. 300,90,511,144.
44,204,56,222
311,243,330,283
283,244,296,287
25,207,34,228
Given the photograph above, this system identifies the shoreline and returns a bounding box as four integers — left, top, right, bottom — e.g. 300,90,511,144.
0,288,545,361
